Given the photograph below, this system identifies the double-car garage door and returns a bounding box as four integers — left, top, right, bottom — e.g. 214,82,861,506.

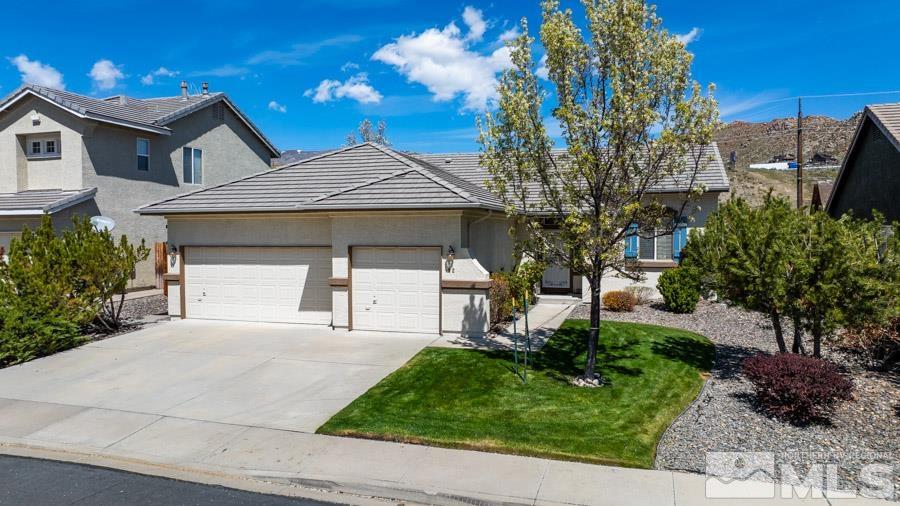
182,245,440,333
184,247,332,324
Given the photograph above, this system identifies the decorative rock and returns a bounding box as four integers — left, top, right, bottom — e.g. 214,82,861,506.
571,301,900,494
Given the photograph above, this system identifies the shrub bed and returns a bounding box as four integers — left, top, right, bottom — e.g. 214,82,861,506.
742,353,854,424
657,267,701,314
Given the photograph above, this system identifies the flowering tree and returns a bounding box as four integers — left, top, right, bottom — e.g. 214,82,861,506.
479,0,718,383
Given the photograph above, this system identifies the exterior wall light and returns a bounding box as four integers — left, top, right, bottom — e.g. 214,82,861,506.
446,245,455,272
168,245,178,268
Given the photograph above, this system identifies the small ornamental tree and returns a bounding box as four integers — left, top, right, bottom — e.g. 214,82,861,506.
479,0,717,383
64,217,149,331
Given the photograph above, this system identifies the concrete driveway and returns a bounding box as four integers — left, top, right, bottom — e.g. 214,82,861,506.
0,319,435,433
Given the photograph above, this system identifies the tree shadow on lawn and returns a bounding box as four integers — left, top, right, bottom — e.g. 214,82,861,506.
526,324,643,382
650,334,715,371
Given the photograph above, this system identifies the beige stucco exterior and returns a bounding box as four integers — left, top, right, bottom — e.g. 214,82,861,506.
0,94,274,287
158,190,722,334
164,210,494,337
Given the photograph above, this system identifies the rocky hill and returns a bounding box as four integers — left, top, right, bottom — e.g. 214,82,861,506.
714,113,860,206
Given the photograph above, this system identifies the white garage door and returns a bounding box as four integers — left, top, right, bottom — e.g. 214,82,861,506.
352,247,440,333
184,246,332,324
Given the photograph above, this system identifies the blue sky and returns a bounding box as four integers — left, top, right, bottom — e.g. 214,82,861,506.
3,0,898,153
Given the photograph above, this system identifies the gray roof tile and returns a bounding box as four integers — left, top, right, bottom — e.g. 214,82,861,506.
136,142,728,215
0,85,278,155
0,188,97,216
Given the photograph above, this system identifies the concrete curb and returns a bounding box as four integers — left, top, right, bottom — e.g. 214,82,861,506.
0,441,400,506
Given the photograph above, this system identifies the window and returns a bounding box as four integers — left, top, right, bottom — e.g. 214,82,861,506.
137,138,150,171
25,136,61,159
625,216,687,261
182,147,203,184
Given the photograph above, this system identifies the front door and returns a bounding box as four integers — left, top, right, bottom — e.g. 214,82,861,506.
541,264,571,294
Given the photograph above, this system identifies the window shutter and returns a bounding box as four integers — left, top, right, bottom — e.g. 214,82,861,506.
625,223,639,259
672,217,688,261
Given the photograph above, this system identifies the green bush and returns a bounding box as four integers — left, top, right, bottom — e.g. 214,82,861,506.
489,272,514,327
0,215,148,366
488,261,547,328
657,267,701,314
602,290,637,312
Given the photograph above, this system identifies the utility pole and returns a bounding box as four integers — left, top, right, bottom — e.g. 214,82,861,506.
796,97,804,208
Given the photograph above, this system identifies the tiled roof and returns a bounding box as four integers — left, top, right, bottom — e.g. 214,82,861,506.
136,142,729,215
865,103,900,151
0,85,278,155
0,188,97,216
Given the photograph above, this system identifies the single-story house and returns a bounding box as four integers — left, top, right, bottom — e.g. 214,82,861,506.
827,103,900,222
137,142,728,337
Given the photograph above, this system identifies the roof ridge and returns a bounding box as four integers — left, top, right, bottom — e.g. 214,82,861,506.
304,168,417,205
134,143,377,213
367,143,479,204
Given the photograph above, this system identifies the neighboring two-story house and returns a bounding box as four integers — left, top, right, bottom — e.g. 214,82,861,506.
0,82,278,286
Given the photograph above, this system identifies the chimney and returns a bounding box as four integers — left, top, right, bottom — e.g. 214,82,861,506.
117,95,128,105
180,80,188,100
201,82,209,96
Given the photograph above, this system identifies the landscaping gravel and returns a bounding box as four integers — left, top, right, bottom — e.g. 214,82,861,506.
90,295,169,340
571,301,899,496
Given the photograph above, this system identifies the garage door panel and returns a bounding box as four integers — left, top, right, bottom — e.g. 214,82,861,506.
351,247,440,334
185,247,332,325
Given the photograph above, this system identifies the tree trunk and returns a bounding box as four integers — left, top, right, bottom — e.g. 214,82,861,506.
770,309,788,353
584,273,601,380
791,315,806,354
812,319,822,358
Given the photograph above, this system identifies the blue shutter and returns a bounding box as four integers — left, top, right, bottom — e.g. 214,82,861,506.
672,217,688,262
625,223,639,259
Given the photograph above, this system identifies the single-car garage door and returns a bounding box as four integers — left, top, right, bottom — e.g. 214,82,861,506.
352,247,440,333
184,246,331,324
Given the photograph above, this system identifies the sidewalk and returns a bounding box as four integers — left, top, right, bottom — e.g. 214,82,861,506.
433,297,580,351
1,399,891,505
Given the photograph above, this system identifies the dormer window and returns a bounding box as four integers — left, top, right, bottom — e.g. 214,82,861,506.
45,140,56,154
31,141,41,155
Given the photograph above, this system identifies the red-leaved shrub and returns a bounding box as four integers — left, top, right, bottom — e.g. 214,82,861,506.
602,290,637,312
742,353,853,424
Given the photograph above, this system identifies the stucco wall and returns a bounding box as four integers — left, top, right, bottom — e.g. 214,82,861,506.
0,96,86,193
468,214,516,273
82,103,274,286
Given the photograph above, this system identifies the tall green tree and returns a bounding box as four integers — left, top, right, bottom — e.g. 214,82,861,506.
479,0,717,381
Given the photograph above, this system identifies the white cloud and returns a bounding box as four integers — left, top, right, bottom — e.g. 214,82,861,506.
498,27,520,43
535,54,549,80
371,15,513,112
140,66,179,85
675,27,702,45
89,59,125,90
268,100,287,113
304,73,382,104
462,6,487,42
189,64,250,78
9,55,64,89
340,61,360,72
248,34,363,66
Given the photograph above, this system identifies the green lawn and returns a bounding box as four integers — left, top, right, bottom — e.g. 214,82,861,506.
318,320,714,468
